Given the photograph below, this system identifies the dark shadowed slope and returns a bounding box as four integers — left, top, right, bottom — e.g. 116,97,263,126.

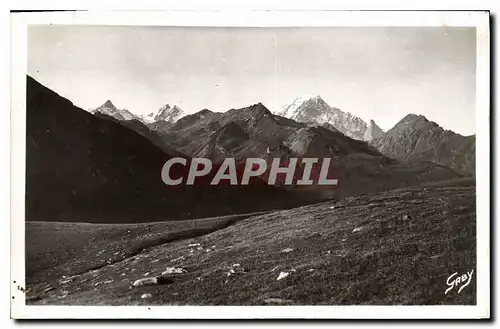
371,114,475,175
25,76,302,223
93,112,185,156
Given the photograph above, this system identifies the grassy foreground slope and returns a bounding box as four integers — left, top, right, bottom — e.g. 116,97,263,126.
26,178,475,305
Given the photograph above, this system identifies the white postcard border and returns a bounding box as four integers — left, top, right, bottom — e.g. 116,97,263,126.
10,10,490,319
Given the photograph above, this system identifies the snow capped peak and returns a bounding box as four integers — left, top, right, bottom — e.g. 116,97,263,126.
139,104,185,124
90,100,135,121
154,104,184,122
90,100,185,124
278,95,329,119
279,95,375,141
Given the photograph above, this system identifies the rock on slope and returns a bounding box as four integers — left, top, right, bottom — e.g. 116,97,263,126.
25,76,303,223
278,95,383,141
370,114,475,175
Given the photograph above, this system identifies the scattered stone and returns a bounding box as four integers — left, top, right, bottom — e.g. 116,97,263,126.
403,214,412,221
205,249,212,253
329,206,335,209
352,227,363,233
103,279,114,284
141,293,152,299
308,268,315,272
132,277,158,287
197,246,204,251
43,285,55,293
276,271,290,281
341,238,347,242
281,248,294,253
188,243,201,247
171,256,185,262
226,263,245,277
144,272,150,276
120,273,126,276
162,267,187,275
264,298,295,305
327,250,331,254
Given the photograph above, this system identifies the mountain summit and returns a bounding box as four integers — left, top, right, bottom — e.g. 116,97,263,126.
363,120,385,141
143,104,185,123
370,114,475,174
90,102,185,124
277,95,379,141
90,100,137,121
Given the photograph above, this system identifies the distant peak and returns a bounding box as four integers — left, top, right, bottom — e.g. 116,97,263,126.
153,104,184,122
198,108,213,115
363,119,385,141
91,100,118,113
402,114,428,122
250,102,271,113
293,95,324,103
103,100,116,108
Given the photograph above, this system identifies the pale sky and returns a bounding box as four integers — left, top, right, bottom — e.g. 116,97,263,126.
28,25,476,135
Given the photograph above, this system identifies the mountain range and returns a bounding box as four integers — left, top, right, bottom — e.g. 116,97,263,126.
27,76,474,223
277,95,384,141
91,100,185,125
24,76,477,307
26,76,302,224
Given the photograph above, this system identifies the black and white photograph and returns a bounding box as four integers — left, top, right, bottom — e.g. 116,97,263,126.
10,10,490,319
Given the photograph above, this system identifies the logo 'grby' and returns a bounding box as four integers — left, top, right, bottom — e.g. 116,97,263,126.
445,269,474,295
161,157,339,186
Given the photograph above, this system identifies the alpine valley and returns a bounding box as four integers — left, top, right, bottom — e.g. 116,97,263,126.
25,76,476,306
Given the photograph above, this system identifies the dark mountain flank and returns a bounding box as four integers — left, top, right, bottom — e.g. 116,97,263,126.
92,112,184,156
370,114,475,175
25,76,302,224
